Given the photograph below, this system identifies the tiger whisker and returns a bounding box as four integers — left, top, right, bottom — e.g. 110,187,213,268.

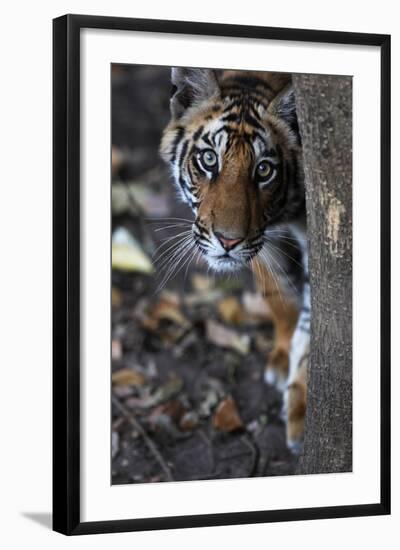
265,229,307,245
155,239,194,290
155,235,193,272
153,231,192,263
183,246,200,283
153,223,192,232
264,237,304,270
259,248,286,307
265,233,306,251
262,246,299,298
156,240,196,292
152,230,192,256
146,216,194,223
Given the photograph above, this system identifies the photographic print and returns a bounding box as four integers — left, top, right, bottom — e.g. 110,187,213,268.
53,15,390,534
110,65,352,484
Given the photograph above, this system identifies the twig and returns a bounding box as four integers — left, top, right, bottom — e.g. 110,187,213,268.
198,429,215,472
112,395,174,482
218,450,253,462
112,416,126,432
256,451,271,477
240,434,259,477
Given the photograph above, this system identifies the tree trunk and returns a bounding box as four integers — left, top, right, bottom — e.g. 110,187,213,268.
293,74,353,474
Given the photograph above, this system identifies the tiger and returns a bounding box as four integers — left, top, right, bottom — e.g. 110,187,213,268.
160,67,310,453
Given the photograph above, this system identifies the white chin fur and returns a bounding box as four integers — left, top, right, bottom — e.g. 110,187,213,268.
204,254,242,273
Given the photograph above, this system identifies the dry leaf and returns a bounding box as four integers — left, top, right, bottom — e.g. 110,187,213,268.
113,385,134,398
242,291,272,320
148,399,185,426
112,368,146,387
159,290,181,307
212,396,244,432
112,227,153,274
125,375,184,409
179,411,199,431
191,273,214,292
206,319,250,355
112,146,123,176
112,183,136,216
112,287,122,308
111,431,119,458
142,298,189,330
141,297,191,346
217,296,245,325
184,289,223,307
198,378,226,418
152,301,189,328
198,388,219,418
112,339,123,361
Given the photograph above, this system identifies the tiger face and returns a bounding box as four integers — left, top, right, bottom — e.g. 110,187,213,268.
160,68,304,272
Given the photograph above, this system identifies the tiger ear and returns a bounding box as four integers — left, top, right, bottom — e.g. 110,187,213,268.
170,67,220,119
268,84,297,126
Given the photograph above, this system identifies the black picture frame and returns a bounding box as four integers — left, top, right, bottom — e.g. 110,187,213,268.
53,14,391,535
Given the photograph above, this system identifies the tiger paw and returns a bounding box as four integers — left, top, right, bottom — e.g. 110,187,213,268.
284,378,306,454
264,347,289,393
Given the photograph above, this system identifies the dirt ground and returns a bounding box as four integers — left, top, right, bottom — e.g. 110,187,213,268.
111,65,297,484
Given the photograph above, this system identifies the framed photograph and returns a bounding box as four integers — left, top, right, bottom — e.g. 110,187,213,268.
53,14,390,535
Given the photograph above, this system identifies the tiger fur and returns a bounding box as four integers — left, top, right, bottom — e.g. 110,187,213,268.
160,68,310,452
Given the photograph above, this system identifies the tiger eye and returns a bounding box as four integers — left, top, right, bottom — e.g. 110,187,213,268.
201,149,218,169
256,160,272,179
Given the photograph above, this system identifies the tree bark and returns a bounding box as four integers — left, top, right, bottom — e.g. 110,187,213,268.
293,74,352,474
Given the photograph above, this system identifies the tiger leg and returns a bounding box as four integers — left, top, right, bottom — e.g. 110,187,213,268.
285,353,308,453
252,259,299,392
283,278,310,452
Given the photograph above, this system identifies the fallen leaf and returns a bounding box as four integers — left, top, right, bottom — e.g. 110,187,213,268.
242,291,272,320
198,388,219,418
152,300,189,328
184,289,223,307
179,411,199,431
112,368,146,387
142,297,189,330
125,375,184,409
141,296,191,346
206,319,250,355
112,183,135,216
217,296,245,325
111,431,119,458
198,378,226,418
215,278,243,292
112,146,123,177
113,385,134,398
191,273,214,293
212,396,244,432
112,227,154,274
112,339,122,361
159,290,181,307
112,287,123,308
148,399,185,426
148,414,189,440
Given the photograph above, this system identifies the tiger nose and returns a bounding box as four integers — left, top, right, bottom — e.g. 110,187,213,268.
214,231,243,251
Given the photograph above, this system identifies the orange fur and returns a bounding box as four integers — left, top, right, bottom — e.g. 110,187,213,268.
286,358,308,444
252,258,299,381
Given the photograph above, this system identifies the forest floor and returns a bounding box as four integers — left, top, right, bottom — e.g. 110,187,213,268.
111,65,297,485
